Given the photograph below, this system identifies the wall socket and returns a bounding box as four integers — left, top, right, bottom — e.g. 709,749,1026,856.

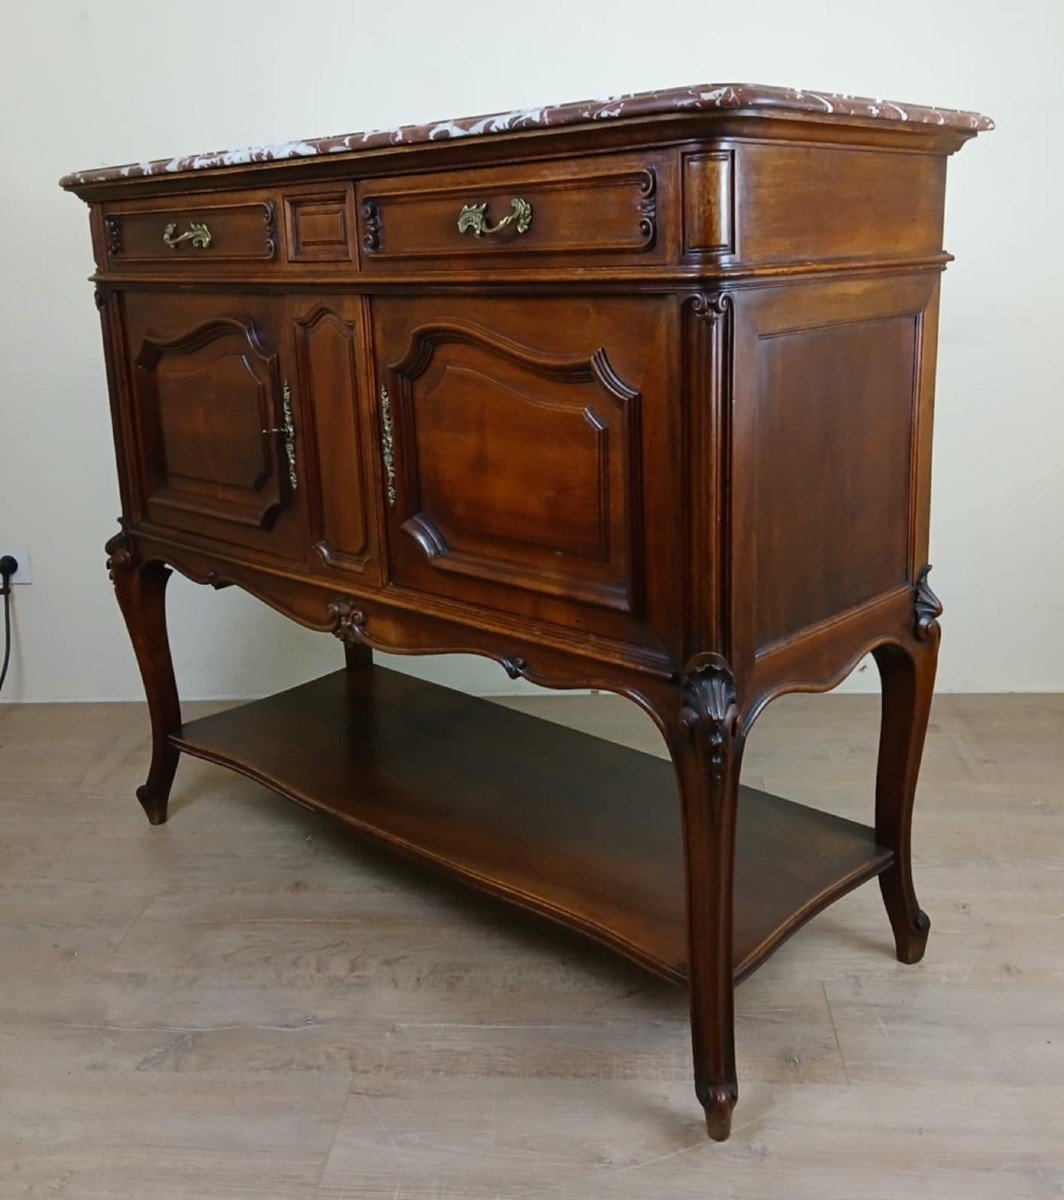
0,544,31,584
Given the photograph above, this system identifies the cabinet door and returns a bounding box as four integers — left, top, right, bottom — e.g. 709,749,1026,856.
122,292,305,560
372,295,680,652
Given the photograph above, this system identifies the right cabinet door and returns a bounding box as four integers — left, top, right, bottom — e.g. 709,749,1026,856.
371,295,679,656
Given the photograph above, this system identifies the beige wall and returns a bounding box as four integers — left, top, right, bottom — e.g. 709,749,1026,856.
1,0,1059,701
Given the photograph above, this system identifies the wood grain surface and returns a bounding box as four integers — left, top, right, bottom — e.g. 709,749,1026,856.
170,667,893,984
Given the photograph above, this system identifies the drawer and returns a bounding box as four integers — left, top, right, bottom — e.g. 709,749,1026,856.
357,153,674,270
101,192,278,267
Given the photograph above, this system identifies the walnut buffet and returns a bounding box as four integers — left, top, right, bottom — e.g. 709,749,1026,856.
62,83,991,1140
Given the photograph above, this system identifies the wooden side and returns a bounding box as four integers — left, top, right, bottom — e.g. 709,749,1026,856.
732,142,947,267
753,313,916,646
727,273,940,670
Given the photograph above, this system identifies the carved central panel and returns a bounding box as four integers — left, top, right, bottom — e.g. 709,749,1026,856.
293,304,371,572
389,323,641,612
134,316,286,530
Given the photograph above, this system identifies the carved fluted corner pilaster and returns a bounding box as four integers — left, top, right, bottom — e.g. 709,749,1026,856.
104,528,134,583
678,653,739,791
914,564,943,641
327,596,368,646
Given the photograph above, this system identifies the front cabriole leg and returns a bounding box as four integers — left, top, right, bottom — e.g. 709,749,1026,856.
872,565,942,963
105,530,181,825
669,653,745,1141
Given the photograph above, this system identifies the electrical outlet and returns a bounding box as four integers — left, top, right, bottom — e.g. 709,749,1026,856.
0,544,31,584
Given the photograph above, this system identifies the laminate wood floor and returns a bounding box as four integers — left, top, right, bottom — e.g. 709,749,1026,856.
1,686,1061,1199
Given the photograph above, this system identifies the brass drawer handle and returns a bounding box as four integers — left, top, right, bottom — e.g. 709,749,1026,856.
162,220,212,250
262,380,298,491
456,197,533,238
379,386,396,507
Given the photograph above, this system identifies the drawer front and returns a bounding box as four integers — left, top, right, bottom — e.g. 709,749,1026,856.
102,194,278,267
358,153,672,270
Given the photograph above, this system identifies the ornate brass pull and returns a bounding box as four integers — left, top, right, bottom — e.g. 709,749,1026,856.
456,197,533,238
262,380,298,491
378,386,396,507
162,220,212,250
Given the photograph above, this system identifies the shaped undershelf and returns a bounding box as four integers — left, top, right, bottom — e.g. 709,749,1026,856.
172,667,893,984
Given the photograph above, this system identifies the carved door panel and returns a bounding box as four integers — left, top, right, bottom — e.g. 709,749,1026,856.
372,296,681,654
288,295,380,582
122,292,305,559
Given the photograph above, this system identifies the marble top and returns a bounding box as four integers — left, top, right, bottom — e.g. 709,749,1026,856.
60,82,993,188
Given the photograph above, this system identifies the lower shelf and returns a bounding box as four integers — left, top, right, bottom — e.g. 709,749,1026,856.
172,667,893,985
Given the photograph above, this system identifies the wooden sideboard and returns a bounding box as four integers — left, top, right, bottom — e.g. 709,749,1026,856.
62,83,991,1141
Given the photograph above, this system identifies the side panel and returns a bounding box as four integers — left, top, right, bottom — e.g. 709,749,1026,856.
728,273,940,668
731,144,947,267
753,314,916,646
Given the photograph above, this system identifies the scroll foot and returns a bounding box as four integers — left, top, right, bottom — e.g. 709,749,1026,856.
884,897,931,964
701,1084,737,1142
136,783,170,826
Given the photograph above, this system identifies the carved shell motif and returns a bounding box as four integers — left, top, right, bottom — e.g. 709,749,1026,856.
327,597,367,646
104,530,134,582
678,654,738,786
913,564,943,641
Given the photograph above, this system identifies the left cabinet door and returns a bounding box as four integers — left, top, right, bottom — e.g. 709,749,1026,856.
120,291,307,560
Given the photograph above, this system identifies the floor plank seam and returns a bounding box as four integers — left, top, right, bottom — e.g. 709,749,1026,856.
821,978,852,1085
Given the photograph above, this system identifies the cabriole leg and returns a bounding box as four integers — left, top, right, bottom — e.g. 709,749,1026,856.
105,532,181,825
671,654,745,1141
872,572,941,963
